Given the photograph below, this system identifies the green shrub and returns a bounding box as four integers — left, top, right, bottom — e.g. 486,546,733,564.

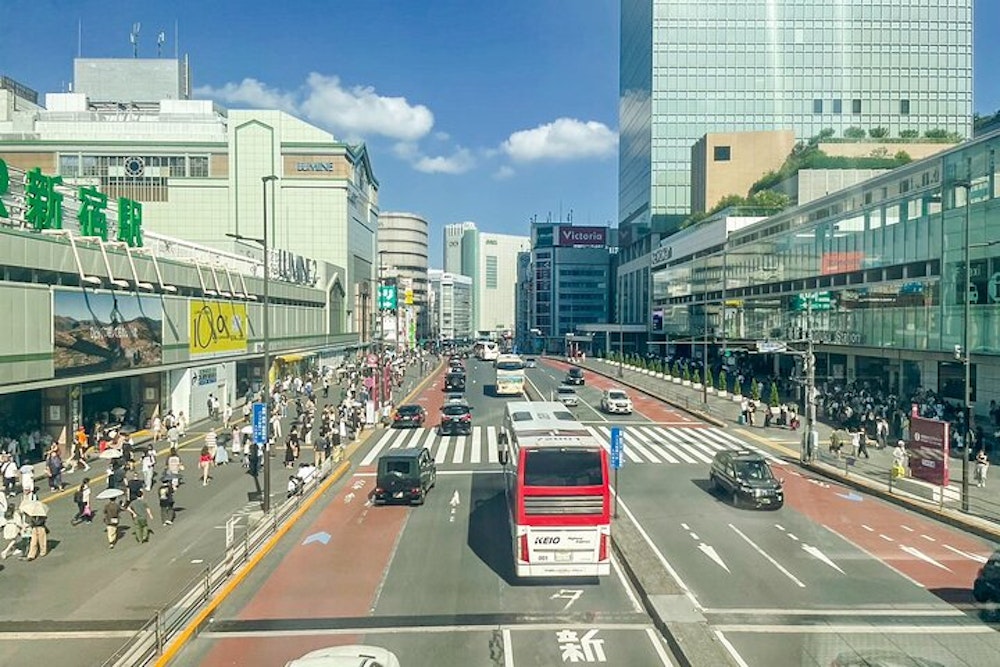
899,129,919,139
769,382,780,407
683,366,691,382
751,379,761,401
717,369,728,392
693,369,701,386
844,126,866,139
673,361,681,377
705,368,714,390
868,126,889,139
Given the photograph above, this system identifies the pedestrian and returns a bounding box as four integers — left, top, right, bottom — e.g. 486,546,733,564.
127,491,154,543
1,454,17,496
20,465,36,501
107,460,126,491
46,448,66,492
223,403,233,428
892,440,908,478
157,481,175,525
976,449,990,488
166,424,180,451
856,429,870,459
205,429,218,460
126,470,144,505
71,478,93,525
199,445,212,486
103,498,121,548
151,415,162,443
177,411,188,437
206,394,215,421
0,508,27,559
165,448,183,489
24,508,48,560
214,434,230,466
141,447,156,491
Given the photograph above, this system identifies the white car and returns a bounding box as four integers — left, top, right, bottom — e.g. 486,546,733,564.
556,384,579,406
286,645,401,667
525,357,537,368
601,389,633,414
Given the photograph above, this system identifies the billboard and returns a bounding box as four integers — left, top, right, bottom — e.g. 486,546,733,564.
189,300,248,355
53,290,162,378
908,415,950,486
557,226,607,247
820,251,864,275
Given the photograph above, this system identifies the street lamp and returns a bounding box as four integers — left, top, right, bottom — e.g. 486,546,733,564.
617,280,624,378
227,174,277,512
956,179,972,512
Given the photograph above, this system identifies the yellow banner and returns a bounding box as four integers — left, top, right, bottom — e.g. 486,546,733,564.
189,301,248,355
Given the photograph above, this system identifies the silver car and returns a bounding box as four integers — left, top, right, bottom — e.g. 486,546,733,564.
601,388,633,414
286,645,401,667
556,384,578,406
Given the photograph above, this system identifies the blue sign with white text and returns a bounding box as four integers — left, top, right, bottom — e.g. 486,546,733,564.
252,402,267,445
610,426,623,470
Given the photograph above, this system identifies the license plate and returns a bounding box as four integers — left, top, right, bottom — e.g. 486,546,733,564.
555,552,572,562
760,498,771,504
393,492,404,499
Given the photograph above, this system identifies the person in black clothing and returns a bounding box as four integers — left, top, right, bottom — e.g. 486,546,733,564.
126,471,144,506
107,461,126,490
157,482,175,525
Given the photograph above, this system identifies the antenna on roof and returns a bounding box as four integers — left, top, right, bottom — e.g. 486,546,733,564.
174,20,179,58
157,31,165,57
130,22,141,58
77,18,82,57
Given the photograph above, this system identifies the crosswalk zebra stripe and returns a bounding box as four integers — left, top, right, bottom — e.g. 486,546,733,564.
623,426,668,464
435,436,452,464
420,428,437,451
703,428,782,462
584,426,612,452
651,428,700,464
360,429,397,466
470,426,482,464
631,426,681,464
593,426,643,463
452,434,465,464
487,427,499,462
403,428,423,448
668,428,721,464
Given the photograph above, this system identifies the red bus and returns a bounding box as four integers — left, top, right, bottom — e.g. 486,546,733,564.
499,401,611,577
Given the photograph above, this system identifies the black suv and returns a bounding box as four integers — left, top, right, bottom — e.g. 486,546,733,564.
565,367,585,385
974,549,1000,602
709,449,784,509
439,400,473,436
373,448,437,506
444,371,466,392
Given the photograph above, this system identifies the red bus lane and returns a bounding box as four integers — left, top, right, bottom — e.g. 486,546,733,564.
542,358,702,426
413,364,451,430
198,480,410,666
782,469,993,599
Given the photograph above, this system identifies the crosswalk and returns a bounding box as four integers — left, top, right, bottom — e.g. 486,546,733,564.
359,423,779,467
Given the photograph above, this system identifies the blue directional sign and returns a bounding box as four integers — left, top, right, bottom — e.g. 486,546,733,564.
252,402,267,445
610,426,623,470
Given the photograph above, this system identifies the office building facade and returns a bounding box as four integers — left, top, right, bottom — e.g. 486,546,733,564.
378,212,430,342
428,269,473,342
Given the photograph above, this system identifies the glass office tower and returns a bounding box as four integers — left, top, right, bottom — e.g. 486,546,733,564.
620,0,973,247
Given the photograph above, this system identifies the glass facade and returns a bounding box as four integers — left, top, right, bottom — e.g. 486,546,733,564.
651,131,1000,396
620,0,974,244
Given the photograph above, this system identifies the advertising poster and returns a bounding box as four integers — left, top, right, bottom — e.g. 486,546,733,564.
53,290,163,378
189,300,248,355
908,416,950,486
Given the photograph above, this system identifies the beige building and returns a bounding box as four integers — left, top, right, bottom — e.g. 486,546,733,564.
690,130,796,213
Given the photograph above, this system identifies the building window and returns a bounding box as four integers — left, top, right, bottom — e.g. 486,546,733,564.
900,99,910,115
852,99,862,114
485,256,498,289
813,99,823,114
713,146,731,162
833,99,842,114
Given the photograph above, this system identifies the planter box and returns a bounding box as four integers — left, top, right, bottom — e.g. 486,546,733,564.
673,378,682,384
682,380,691,387
717,391,727,399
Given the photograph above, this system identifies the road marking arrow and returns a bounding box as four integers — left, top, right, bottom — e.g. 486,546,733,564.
900,545,950,571
836,491,864,502
450,490,461,507
302,531,331,546
941,544,988,564
698,543,731,573
802,544,845,573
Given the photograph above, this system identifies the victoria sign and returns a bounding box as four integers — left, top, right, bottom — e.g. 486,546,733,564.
557,226,606,247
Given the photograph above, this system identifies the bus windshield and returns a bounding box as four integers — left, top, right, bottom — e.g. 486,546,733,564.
522,449,604,487
496,360,524,371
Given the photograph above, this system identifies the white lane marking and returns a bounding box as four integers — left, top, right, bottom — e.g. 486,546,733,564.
801,544,845,574
670,428,723,463
595,425,642,463
633,427,680,464
941,544,989,564
681,523,690,530
646,627,678,666
360,429,397,465
653,429,699,464
714,624,993,635
402,429,422,448
612,426,659,463
788,534,799,541
434,437,451,464
354,469,504,477
702,607,965,616
900,545,951,571
503,628,514,667
452,434,466,464
487,426,499,463
0,631,138,640
470,426,482,464
615,492,702,608
698,543,731,573
921,534,936,542
713,630,751,667
610,555,643,613
861,524,875,532
584,426,612,452
822,524,925,588
901,525,915,532
690,532,700,541
880,534,895,542
728,523,805,588
421,427,437,452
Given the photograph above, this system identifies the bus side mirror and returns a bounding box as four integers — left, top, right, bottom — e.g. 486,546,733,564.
499,449,509,466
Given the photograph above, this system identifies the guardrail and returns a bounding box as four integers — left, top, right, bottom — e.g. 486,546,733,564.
101,458,337,666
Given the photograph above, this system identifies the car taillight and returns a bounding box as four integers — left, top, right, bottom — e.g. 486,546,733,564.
599,534,608,562
375,487,383,494
461,414,472,422
518,534,530,563
411,487,421,494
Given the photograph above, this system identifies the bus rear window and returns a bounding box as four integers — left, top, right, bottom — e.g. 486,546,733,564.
523,449,603,487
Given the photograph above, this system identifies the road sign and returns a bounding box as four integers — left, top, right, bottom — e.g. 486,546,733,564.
377,285,397,310
610,427,623,470
251,402,266,445
756,340,787,354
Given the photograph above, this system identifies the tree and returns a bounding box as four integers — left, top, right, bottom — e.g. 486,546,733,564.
693,369,701,386
673,361,681,378
899,129,919,139
751,379,761,401
683,366,691,382
844,126,866,140
868,126,889,139
894,150,912,164
717,369,728,393
769,382,781,408
705,368,714,391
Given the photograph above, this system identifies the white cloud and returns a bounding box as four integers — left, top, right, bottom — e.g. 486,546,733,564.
493,165,515,180
502,117,618,162
392,142,420,160
196,73,433,143
433,131,451,141
194,78,297,114
413,148,475,174
300,73,434,142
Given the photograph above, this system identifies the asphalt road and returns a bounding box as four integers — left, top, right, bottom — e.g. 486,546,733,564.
0,362,434,667
173,357,675,666
166,357,1000,667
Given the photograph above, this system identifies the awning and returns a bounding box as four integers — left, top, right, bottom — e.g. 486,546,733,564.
275,352,315,363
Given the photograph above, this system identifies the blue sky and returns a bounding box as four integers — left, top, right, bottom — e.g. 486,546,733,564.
2,1,998,266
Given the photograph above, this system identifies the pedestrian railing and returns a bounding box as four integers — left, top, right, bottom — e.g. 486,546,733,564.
101,457,336,667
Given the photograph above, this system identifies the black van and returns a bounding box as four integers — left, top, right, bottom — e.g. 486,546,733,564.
444,371,466,392
373,448,437,506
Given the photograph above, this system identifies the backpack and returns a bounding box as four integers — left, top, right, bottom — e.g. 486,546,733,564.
73,489,83,504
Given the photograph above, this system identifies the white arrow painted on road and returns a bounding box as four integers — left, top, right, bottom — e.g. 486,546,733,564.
450,490,461,507
802,544,845,573
302,531,331,546
941,544,988,564
698,543,731,573
901,544,951,571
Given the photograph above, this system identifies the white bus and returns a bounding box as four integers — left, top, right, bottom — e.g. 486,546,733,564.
493,354,525,395
474,340,499,361
498,401,611,577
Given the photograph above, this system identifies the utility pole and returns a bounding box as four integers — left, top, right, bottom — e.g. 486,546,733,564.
803,297,818,463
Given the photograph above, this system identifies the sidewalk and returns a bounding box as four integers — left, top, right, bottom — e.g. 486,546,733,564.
565,356,1000,542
